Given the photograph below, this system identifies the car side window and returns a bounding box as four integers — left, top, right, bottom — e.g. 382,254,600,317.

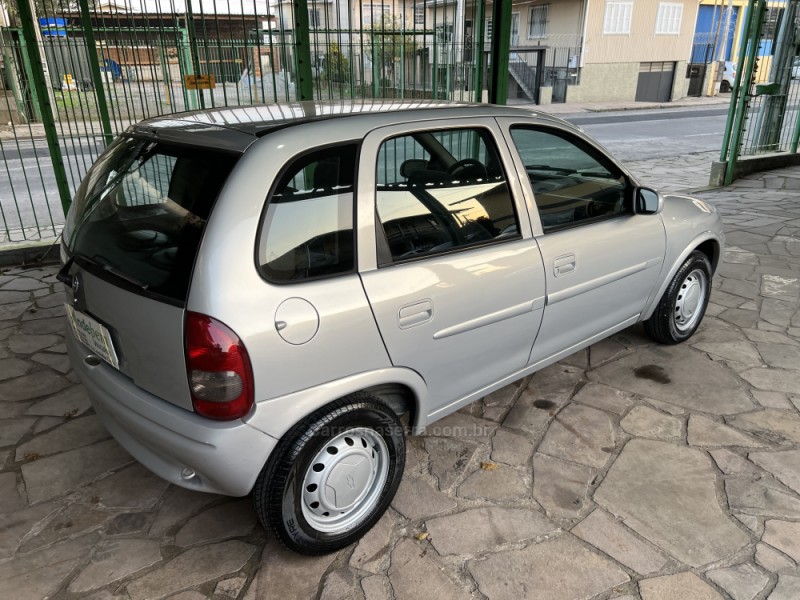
510,127,630,231
375,128,520,264
258,145,357,282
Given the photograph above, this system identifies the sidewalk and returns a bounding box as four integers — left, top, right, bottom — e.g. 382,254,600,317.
1,160,799,600
528,93,732,116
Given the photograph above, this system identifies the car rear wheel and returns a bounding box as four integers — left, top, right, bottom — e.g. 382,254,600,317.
645,250,712,344
720,80,731,93
253,393,405,555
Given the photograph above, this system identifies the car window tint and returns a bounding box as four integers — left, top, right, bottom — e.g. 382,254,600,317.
375,128,520,264
259,145,357,282
510,127,629,231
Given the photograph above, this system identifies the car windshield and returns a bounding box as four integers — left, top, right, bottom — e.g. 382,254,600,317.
63,136,238,303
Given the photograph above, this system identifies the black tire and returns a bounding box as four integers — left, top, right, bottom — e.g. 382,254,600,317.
720,81,731,93
253,392,405,555
645,250,712,345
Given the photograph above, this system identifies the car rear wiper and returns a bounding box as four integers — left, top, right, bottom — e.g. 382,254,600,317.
71,252,150,291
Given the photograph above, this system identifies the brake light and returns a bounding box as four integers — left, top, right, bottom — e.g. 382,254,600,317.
184,311,254,420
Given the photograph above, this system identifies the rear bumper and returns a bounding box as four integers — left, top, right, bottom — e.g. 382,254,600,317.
67,329,277,496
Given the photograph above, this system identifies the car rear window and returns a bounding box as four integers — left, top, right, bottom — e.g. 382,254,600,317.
63,136,238,304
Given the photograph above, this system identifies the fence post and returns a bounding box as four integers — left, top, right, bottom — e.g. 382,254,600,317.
488,0,512,104
78,0,114,146
16,0,73,215
292,0,314,101
474,0,486,103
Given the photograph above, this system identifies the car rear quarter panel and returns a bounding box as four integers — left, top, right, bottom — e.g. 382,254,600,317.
189,121,395,424
642,194,724,319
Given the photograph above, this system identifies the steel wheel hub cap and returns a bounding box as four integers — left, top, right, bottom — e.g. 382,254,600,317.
674,268,707,332
301,428,389,533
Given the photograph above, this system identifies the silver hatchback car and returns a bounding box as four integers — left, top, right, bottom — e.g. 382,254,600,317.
61,101,723,554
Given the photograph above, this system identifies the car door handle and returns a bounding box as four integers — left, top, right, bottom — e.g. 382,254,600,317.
554,254,576,277
398,300,433,329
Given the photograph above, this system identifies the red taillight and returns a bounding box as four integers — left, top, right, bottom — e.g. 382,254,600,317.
184,311,254,420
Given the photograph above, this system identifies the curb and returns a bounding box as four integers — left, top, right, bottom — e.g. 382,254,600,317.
0,240,60,269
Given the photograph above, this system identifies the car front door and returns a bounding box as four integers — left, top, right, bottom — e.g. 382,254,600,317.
496,118,667,366
357,120,547,419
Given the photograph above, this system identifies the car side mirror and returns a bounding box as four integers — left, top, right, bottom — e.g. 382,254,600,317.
636,188,663,214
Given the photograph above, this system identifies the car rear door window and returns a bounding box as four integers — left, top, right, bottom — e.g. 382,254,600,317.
258,145,357,282
375,128,520,264
510,127,630,231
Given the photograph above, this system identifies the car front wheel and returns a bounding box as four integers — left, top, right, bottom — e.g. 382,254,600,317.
253,393,405,555
645,250,712,344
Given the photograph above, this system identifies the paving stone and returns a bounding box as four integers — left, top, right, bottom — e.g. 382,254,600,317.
389,538,467,600
589,337,631,366
761,274,799,300
0,471,25,512
769,573,800,600
426,506,558,556
149,486,221,537
0,416,36,446
84,463,170,510
532,453,593,519
36,291,65,309
349,510,395,573
361,575,392,600
726,478,800,518
175,499,256,547
214,576,247,599
0,357,30,380
127,540,256,600
596,439,750,567
424,437,479,491
752,391,795,410
756,344,800,370
2,277,46,292
538,404,616,468
692,318,750,344
0,300,32,321
0,533,98,600
468,534,629,600
105,511,151,536
320,568,361,600
425,412,498,440
0,290,30,305
19,502,109,553
458,464,529,501
711,289,749,308
33,415,64,434
18,317,65,335
391,476,456,521
69,538,162,593
749,451,800,495
729,409,800,444
24,385,91,417
735,513,762,533
693,341,763,365
763,520,800,562
572,382,636,415
590,346,754,415
30,351,71,374
491,428,534,465
15,415,109,461
622,405,683,439
21,439,132,504
755,542,795,572
706,563,770,600
504,365,583,435
7,333,60,354
482,384,519,407
639,572,724,600
0,500,58,560
744,329,800,346
760,299,797,328
571,509,673,576
21,305,66,321
719,308,761,328
0,370,71,402
688,415,767,448
244,539,336,600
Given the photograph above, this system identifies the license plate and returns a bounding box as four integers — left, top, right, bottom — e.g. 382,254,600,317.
66,304,120,369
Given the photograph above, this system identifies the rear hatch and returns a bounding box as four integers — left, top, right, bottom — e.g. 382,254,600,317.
62,134,239,411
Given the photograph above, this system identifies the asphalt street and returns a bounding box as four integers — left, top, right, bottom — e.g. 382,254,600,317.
0,104,732,241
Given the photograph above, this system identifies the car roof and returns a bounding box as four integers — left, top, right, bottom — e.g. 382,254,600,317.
126,100,574,153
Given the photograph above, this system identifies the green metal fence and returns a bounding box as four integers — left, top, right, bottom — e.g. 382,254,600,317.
720,0,800,184
1,0,519,245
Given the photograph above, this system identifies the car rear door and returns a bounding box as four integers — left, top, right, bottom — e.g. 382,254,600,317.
357,120,547,419
496,118,667,366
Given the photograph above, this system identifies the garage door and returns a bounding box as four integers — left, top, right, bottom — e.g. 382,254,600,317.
635,61,675,102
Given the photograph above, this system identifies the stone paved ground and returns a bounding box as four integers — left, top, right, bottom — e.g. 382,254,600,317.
1,160,800,600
